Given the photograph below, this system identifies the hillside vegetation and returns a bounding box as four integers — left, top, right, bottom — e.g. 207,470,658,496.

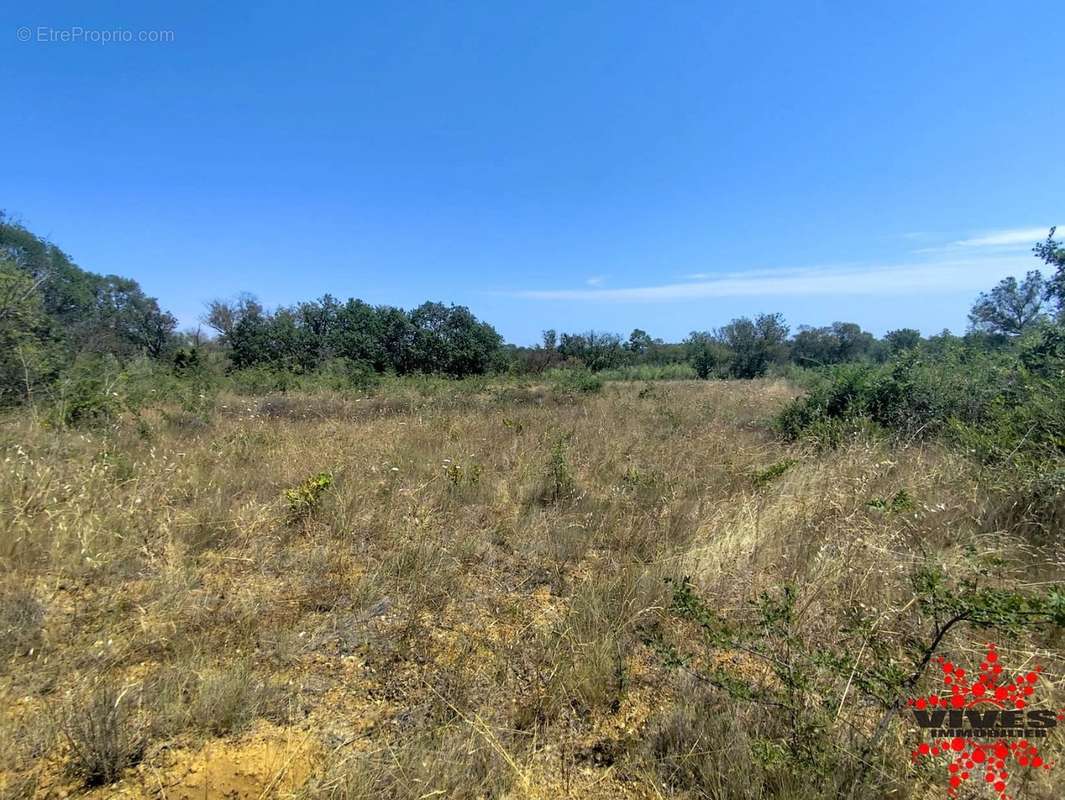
2,218,1065,798
1,377,1063,799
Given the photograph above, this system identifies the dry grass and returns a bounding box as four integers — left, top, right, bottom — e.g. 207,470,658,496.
58,683,147,787
0,378,1061,799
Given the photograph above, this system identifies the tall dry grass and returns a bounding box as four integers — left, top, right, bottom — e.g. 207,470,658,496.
0,379,1061,799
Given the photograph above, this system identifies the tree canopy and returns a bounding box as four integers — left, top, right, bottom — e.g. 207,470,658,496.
207,294,503,378
967,270,1046,336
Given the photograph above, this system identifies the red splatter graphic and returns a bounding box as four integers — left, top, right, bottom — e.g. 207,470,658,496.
907,644,1061,799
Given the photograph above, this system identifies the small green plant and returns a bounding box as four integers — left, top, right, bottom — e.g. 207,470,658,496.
660,578,853,790
751,457,797,487
541,434,576,502
284,471,334,520
443,461,483,488
620,466,645,488
619,465,664,494
866,488,914,512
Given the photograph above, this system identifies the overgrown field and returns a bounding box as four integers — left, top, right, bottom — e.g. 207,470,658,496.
1,380,1062,799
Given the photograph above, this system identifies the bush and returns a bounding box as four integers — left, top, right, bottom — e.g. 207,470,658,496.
311,358,379,392
48,355,124,427
228,366,303,394
187,664,287,735
45,354,214,427
776,334,1065,487
777,351,1004,441
540,434,576,502
61,684,146,786
285,472,334,520
0,583,44,660
546,367,602,395
598,363,696,381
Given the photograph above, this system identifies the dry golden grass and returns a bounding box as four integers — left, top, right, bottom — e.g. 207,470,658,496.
0,379,1061,799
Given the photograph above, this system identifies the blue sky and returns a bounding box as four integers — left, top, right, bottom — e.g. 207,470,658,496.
3,2,1062,344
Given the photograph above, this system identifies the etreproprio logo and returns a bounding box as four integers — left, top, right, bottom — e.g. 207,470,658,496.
907,643,1063,799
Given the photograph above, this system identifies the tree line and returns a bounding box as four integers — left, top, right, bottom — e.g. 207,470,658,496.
2,212,1063,407
202,294,503,378
1,213,177,404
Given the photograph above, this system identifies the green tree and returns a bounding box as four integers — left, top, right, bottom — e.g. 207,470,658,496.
967,271,1046,336
92,276,177,358
791,322,876,366
204,293,262,339
1034,227,1065,318
408,302,503,377
375,305,416,373
625,328,654,356
331,298,387,369
884,328,922,354
719,313,789,378
224,300,274,369
0,258,57,404
1,215,176,359
684,331,730,379
558,331,624,371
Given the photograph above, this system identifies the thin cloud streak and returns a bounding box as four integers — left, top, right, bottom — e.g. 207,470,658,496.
506,257,1026,303
954,226,1055,247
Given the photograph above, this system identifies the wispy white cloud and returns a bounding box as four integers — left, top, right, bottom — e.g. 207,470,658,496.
585,275,606,286
954,226,1054,248
505,256,1027,303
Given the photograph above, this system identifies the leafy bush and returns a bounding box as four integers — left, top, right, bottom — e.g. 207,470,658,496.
598,363,696,381
229,366,303,394
546,367,602,395
866,489,914,513
311,358,380,391
777,348,1024,442
48,355,125,427
540,434,576,502
776,332,1065,510
285,472,334,520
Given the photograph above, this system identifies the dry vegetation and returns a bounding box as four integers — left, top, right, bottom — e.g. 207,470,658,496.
0,379,1062,799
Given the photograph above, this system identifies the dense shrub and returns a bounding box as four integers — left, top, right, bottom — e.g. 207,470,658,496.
777,329,1065,488
598,363,696,381
546,367,603,395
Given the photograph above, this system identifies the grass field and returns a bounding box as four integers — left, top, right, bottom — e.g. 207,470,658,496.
1,379,1061,799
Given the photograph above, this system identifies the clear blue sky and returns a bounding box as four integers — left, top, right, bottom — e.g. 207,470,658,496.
3,1,1062,344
